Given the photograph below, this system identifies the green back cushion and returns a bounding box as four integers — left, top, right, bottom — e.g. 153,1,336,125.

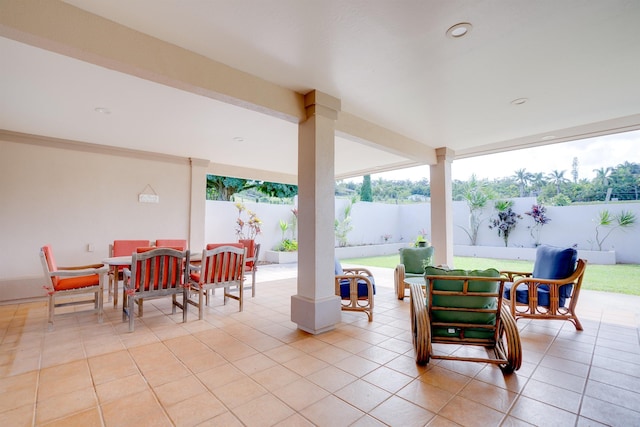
399,247,435,274
424,266,500,339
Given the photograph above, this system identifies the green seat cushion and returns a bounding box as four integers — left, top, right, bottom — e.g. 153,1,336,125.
399,247,434,274
424,266,500,339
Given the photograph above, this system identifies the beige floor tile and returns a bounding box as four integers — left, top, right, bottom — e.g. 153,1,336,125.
212,375,268,409
334,379,392,412
88,349,139,385
273,413,316,426
361,365,413,393
0,270,638,427
273,378,330,411
233,352,279,375
438,395,505,427
234,393,296,427
579,395,640,427
154,374,208,407
350,414,388,426
301,394,364,426
333,354,380,377
35,386,98,425
40,407,102,427
165,391,227,426
101,389,171,426
0,403,33,427
198,410,244,426
283,353,329,376
509,396,578,426
368,395,435,427
458,378,518,413
94,373,149,403
0,371,38,413
395,378,453,413
521,378,582,413
250,364,302,391
37,360,93,400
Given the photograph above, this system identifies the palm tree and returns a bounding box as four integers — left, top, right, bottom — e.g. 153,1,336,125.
513,169,533,197
593,166,613,200
547,170,569,195
530,172,547,195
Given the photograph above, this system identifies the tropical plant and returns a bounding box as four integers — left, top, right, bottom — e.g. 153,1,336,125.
274,209,299,251
458,176,490,246
234,202,262,240
591,209,636,251
335,202,353,247
488,200,522,247
524,204,551,246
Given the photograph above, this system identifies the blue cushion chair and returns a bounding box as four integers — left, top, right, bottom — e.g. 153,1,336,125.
394,246,435,300
409,266,521,372
335,258,376,321
502,245,587,330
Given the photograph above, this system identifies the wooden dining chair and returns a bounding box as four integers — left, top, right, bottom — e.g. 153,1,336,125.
122,247,189,332
109,239,150,307
188,243,246,319
40,245,108,330
155,239,187,250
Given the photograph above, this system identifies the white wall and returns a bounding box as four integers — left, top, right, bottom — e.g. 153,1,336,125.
205,198,640,264
0,139,192,301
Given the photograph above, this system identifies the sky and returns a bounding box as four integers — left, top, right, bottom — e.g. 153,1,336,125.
367,129,640,183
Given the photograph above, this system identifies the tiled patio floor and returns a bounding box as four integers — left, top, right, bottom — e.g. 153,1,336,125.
1,263,639,426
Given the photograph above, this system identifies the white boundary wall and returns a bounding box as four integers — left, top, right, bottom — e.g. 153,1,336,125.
206,198,640,264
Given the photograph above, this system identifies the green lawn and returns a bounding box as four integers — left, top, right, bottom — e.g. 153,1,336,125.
343,255,640,296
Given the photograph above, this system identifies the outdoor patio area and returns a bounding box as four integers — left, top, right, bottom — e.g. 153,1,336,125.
1,263,639,426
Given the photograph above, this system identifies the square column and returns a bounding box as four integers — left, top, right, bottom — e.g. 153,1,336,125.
430,147,454,267
189,157,210,253
291,91,342,334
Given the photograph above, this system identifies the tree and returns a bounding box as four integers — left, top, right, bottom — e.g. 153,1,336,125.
530,172,547,196
592,167,613,200
206,175,297,201
207,175,252,201
513,169,533,197
360,175,373,201
547,170,569,195
571,157,579,183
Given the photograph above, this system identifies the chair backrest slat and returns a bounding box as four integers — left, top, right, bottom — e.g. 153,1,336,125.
198,244,245,285
130,248,188,293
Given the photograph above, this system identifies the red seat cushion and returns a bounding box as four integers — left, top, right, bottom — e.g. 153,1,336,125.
55,274,100,291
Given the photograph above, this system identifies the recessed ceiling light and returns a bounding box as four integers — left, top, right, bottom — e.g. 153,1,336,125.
233,137,244,142
541,135,556,141
446,22,472,39
94,107,111,114
510,98,528,105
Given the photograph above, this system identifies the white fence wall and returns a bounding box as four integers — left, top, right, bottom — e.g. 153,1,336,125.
205,199,640,264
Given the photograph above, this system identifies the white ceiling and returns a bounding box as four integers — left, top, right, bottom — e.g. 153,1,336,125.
1,0,640,181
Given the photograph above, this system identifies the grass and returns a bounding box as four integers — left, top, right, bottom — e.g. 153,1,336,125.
344,255,640,296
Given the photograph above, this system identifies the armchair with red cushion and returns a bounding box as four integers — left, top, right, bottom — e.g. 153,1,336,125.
40,245,108,330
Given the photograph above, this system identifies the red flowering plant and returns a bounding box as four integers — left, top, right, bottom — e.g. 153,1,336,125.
524,204,551,247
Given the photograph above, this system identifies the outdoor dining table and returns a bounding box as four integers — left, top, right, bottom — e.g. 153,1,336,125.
102,251,201,308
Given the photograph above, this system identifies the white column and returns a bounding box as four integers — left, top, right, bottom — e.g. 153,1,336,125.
430,147,454,267
291,90,342,334
189,157,209,253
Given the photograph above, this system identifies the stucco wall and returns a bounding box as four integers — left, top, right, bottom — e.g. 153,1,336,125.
205,198,640,264
0,139,191,301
